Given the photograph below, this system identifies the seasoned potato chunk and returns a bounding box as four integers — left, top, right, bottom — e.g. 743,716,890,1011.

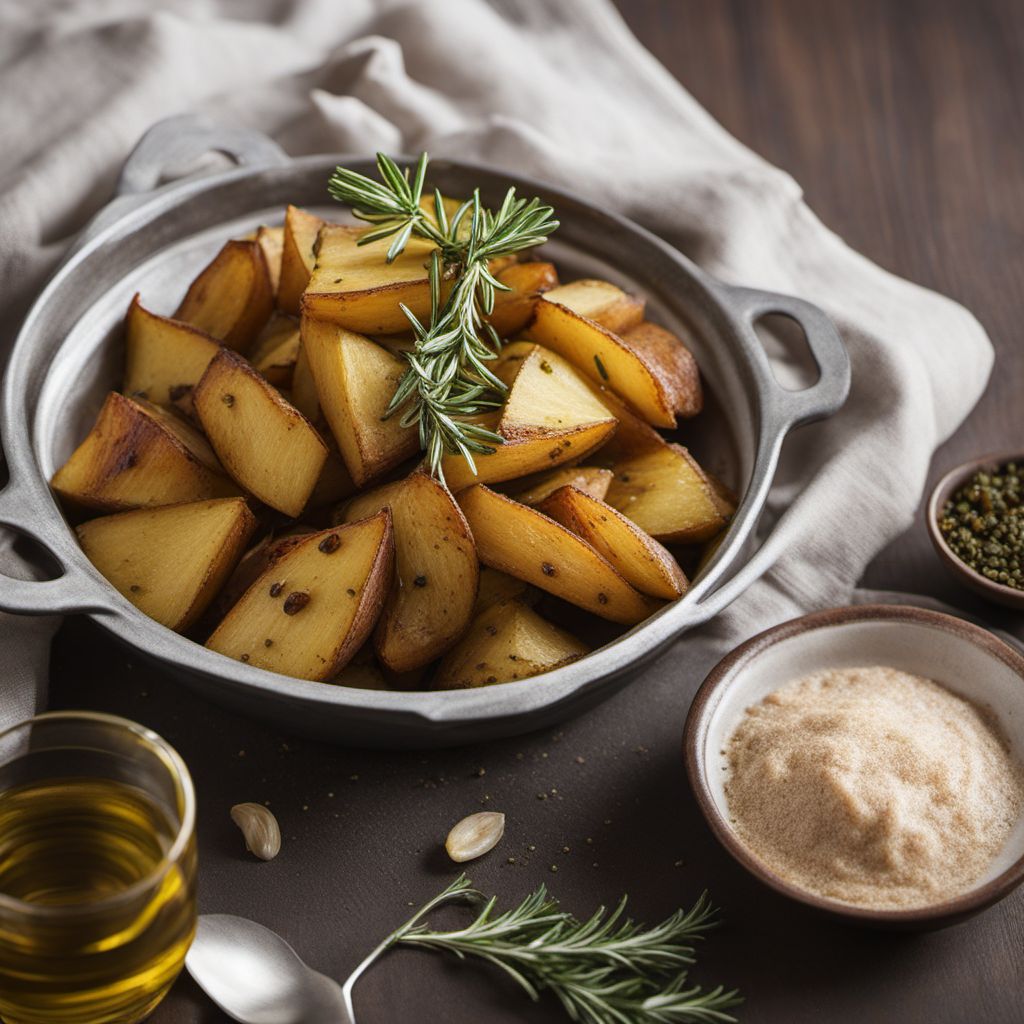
123,295,220,409
193,349,328,517
484,261,559,339
303,225,440,335
457,485,661,624
207,512,394,681
539,279,644,334
344,469,478,672
441,343,617,491
300,318,418,486
434,598,588,689
175,240,273,352
506,466,613,506
278,205,325,316
538,485,687,599
77,497,255,631
527,298,676,428
619,321,702,419
249,313,300,387
52,392,236,512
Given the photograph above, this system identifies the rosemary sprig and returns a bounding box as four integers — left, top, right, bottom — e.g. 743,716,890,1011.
327,154,559,480
340,874,741,1024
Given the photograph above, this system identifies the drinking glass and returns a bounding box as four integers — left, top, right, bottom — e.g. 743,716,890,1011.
0,711,197,1024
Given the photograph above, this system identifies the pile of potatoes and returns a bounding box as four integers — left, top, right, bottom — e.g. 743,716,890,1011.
52,201,734,691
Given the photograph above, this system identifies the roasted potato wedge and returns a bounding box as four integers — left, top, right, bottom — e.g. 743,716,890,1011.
303,225,440,335
249,313,300,386
290,338,321,422
441,343,617,490
77,497,255,631
457,485,660,624
538,485,687,599
193,348,328,517
255,225,284,295
344,469,478,672
505,466,613,506
207,512,394,681
527,299,676,428
539,279,645,334
330,644,391,690
434,598,588,689
484,262,559,339
473,566,536,614
309,448,357,507
52,392,236,512
300,318,418,486
604,444,732,543
123,295,220,408
619,321,702,418
175,239,273,352
278,205,324,316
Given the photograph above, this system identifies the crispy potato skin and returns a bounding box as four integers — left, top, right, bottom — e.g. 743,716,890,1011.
206,511,395,681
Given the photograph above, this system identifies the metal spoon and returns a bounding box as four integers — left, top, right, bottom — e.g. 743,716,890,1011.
185,914,353,1024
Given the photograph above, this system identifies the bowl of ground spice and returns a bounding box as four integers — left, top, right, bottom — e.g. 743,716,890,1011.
684,605,1024,928
927,452,1024,610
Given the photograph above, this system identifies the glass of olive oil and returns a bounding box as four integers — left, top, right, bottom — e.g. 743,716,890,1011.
0,712,197,1024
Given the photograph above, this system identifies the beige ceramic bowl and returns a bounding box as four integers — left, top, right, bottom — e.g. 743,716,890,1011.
684,604,1024,928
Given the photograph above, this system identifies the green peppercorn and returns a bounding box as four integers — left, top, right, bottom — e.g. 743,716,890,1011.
940,461,1024,590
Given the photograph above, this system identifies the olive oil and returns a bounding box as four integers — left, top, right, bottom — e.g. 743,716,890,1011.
0,777,197,1024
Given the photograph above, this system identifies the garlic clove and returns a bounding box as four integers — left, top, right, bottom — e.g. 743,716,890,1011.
230,802,282,861
445,811,505,863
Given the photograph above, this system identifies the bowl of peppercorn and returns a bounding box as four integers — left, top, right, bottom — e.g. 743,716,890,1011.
927,453,1024,610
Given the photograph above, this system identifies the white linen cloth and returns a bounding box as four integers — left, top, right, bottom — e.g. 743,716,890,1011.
0,0,995,728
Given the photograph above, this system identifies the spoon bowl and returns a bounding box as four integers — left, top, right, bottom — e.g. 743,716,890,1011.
185,915,351,1024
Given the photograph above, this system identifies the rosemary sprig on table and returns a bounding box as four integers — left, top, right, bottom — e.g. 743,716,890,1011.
340,874,741,1024
327,153,559,479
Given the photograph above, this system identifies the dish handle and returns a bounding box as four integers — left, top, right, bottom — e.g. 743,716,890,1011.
688,285,851,625
0,473,121,617
115,113,289,196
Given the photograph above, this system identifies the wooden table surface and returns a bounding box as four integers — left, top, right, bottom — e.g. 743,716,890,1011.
46,2,1024,1022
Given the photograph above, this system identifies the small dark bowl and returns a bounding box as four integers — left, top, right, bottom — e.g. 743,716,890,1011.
684,604,1024,929
927,451,1024,611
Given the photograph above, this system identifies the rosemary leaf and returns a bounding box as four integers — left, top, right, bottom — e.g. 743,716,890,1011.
327,152,559,481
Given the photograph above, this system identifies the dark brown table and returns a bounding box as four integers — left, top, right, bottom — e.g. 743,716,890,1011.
48,2,1024,1021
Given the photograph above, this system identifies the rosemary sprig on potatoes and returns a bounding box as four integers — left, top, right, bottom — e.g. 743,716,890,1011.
328,153,559,478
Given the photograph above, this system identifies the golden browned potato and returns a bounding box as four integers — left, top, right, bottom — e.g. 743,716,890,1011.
255,225,284,295
619,321,702,418
76,497,255,631
302,225,440,335
278,205,324,316
505,466,613,506
538,485,687,600
52,393,236,512
457,485,661,624
206,512,394,681
604,444,732,544
484,262,559,339
289,338,321,422
344,469,478,672
308,448,357,507
526,299,678,428
300,317,418,486
538,279,645,334
473,566,536,614
434,599,588,689
123,295,220,408
175,240,273,352
193,349,328,518
330,644,391,690
249,313,300,387
441,343,617,491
